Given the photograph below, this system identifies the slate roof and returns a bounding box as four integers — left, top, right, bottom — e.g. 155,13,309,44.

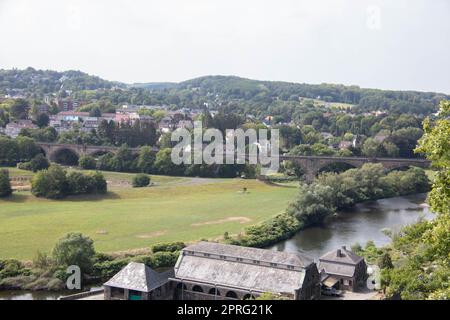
318,247,364,278
104,262,173,292
174,242,313,295
319,247,363,265
184,241,313,266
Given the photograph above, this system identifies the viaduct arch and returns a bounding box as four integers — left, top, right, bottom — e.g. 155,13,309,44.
280,155,431,182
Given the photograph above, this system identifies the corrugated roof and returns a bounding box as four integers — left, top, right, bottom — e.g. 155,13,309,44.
104,262,172,292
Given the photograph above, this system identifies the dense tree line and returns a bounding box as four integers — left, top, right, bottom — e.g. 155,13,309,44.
288,164,430,227
0,136,42,165
79,145,254,179
228,164,430,249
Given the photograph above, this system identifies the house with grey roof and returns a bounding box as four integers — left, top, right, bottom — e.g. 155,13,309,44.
103,262,173,300
318,246,367,292
170,242,320,300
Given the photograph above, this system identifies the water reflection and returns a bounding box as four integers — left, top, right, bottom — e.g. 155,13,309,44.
271,194,433,259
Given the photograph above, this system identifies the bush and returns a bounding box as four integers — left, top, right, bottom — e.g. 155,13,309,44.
89,171,107,194
32,166,107,199
231,213,302,248
18,154,49,172
93,258,130,279
31,165,69,199
67,171,95,195
79,155,97,170
52,233,96,273
149,251,179,268
0,259,27,280
152,242,186,253
0,169,12,197
132,173,150,188
17,161,33,171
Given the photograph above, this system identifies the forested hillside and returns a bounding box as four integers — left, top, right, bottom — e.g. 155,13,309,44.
0,67,123,97
1,68,448,116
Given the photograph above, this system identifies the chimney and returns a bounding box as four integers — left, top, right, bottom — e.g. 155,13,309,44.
336,249,341,257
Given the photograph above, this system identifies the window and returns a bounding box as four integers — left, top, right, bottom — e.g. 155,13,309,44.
253,260,260,264
220,255,226,260
236,257,243,262
203,253,210,257
192,285,204,293
270,263,278,267
209,288,221,296
225,291,238,299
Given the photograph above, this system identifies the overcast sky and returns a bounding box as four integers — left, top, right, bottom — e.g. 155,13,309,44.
0,0,449,93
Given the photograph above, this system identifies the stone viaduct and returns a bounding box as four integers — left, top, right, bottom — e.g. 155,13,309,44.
37,143,431,182
37,142,153,162
280,154,431,182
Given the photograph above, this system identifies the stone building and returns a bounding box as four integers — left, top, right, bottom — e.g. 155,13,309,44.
170,242,321,300
104,262,173,300
318,246,367,292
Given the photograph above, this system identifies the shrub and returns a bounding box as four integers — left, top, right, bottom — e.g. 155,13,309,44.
79,155,97,170
149,251,179,268
18,154,50,172
67,171,95,195
0,259,27,280
52,233,96,273
31,165,69,199
89,171,107,194
0,169,12,197
132,173,150,188
152,242,185,253
32,166,107,199
17,161,33,171
93,258,130,279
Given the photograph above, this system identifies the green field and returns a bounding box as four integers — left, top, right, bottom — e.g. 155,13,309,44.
0,168,298,260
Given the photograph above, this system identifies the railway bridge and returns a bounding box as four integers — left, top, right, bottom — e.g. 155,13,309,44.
36,143,431,182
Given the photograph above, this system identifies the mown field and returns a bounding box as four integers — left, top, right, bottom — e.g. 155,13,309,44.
0,168,298,260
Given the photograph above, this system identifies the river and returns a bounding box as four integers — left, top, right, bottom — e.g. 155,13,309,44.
0,193,433,300
271,193,433,259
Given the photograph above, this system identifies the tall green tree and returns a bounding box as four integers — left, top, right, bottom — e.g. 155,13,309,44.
137,146,156,173
0,169,12,197
52,233,96,273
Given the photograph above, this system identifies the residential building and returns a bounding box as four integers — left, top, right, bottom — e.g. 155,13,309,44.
318,246,367,292
5,120,38,138
159,116,174,133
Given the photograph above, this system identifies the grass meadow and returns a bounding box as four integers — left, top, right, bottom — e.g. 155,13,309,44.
0,168,298,260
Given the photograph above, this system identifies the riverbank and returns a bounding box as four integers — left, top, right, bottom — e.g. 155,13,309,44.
271,193,432,259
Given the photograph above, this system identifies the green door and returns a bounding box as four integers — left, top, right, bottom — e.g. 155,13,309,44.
128,290,142,300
